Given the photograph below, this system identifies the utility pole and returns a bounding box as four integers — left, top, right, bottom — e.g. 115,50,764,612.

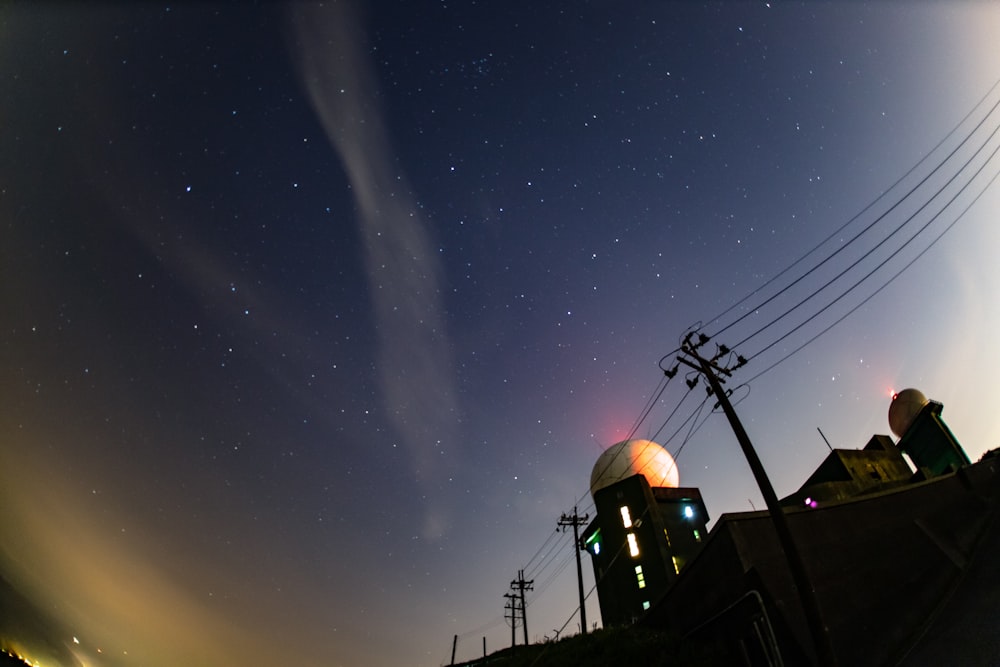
503,592,518,653
675,332,837,667
511,569,534,646
558,507,590,634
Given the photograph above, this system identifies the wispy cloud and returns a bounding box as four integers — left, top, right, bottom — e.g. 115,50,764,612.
290,2,460,537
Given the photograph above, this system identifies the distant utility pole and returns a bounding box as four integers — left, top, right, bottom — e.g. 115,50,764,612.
511,569,534,646
503,592,519,652
558,507,590,634
675,332,837,667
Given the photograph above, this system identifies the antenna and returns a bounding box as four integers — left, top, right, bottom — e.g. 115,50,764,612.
817,427,834,452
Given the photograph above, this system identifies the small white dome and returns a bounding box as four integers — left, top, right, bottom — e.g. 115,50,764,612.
889,388,929,438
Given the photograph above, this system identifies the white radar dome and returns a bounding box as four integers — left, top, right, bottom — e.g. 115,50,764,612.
590,439,680,497
889,388,929,438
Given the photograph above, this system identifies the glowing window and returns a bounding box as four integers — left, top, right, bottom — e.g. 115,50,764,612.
635,565,646,589
619,506,633,528
627,532,640,557
585,529,602,554
671,556,681,574
683,505,694,519
642,600,651,610
693,529,702,542
663,528,671,547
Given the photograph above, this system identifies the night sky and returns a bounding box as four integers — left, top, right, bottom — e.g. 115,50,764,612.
3,2,1000,666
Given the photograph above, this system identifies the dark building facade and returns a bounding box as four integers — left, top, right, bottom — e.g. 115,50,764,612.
644,460,1000,666
581,473,708,626
637,390,1000,666
780,435,914,508
897,399,970,476
782,393,973,509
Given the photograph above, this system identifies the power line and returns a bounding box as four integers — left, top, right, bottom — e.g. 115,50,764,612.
457,614,506,640
521,528,562,575
703,76,1000,335
744,126,1000,363
745,161,1000,384
525,530,570,581
573,377,691,511
528,549,574,603
451,73,1000,663
625,372,670,439
707,78,1000,345
733,112,1000,357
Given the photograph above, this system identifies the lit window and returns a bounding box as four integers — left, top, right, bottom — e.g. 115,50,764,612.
671,555,681,574
663,528,671,547
585,529,602,554
620,506,633,528
627,532,640,557
635,565,646,589
683,505,694,519
642,600,651,610
693,529,701,542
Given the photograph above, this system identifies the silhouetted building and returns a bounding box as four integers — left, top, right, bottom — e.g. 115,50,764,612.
581,439,708,627
895,398,970,477
780,389,974,511
636,389,1000,666
780,434,913,508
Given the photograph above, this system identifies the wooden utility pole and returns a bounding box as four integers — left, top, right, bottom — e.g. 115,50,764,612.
675,333,836,667
558,507,590,634
511,569,534,646
503,592,518,652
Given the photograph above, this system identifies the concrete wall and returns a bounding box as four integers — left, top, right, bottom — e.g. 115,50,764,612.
645,460,1000,666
